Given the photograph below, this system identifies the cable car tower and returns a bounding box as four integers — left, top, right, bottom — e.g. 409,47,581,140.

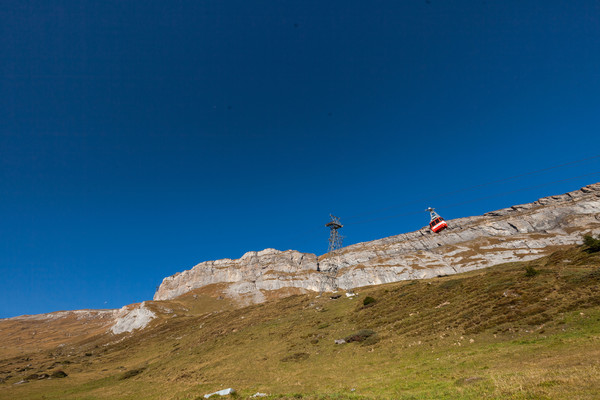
427,207,448,233
321,214,344,292
326,214,343,253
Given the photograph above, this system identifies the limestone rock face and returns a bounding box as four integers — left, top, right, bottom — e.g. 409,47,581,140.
154,248,321,301
154,183,600,303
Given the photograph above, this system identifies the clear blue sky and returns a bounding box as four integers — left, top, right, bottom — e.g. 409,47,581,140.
1,1,599,317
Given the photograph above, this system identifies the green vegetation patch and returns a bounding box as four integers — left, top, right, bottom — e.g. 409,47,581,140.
362,296,376,307
583,234,600,253
524,265,540,277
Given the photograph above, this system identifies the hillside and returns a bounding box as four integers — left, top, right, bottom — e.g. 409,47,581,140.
1,184,600,399
1,245,600,399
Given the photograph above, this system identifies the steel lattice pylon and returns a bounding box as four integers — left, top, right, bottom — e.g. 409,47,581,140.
326,214,343,253
320,214,344,292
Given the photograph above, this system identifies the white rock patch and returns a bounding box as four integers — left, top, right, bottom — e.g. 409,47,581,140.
110,302,156,334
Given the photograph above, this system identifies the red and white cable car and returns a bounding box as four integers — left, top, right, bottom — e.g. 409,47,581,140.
427,207,448,233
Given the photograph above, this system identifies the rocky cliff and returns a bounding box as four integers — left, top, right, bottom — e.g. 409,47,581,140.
154,183,600,303
153,248,321,303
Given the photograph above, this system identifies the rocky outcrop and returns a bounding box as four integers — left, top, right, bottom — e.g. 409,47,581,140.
154,248,321,301
331,183,600,288
154,183,600,302
110,302,157,334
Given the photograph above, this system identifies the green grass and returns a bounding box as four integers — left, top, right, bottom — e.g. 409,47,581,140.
2,246,600,399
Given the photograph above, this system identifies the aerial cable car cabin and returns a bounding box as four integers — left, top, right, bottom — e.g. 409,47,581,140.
427,207,448,233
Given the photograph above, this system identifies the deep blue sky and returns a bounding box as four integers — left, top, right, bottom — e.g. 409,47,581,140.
2,1,599,317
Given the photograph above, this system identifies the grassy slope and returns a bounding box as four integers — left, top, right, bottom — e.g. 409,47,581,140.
1,246,600,400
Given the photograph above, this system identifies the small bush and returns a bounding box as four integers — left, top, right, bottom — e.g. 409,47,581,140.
344,329,376,343
525,265,539,277
361,334,380,346
363,296,376,306
50,370,68,379
583,234,600,253
119,367,145,380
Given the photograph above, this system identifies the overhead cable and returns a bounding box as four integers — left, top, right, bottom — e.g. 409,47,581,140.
345,171,600,226
344,154,600,221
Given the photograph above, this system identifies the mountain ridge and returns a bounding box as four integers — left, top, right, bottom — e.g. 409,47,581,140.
154,183,600,303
